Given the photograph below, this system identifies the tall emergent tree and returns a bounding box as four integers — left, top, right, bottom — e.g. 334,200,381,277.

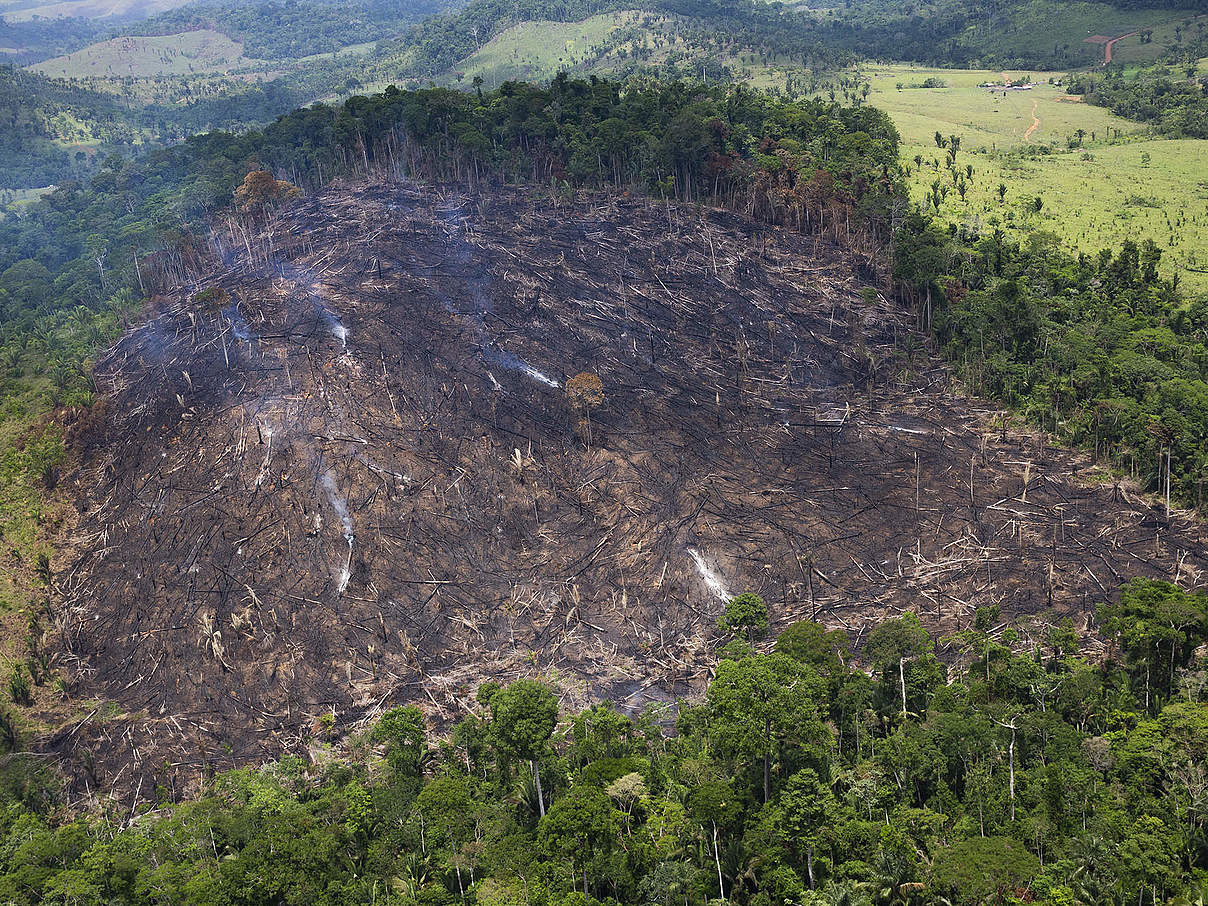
489,679,560,817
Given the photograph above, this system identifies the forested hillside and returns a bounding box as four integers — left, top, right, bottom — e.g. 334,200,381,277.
0,586,1205,904
136,0,459,59
0,67,137,189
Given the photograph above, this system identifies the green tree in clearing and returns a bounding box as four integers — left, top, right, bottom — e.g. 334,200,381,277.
719,592,769,644
371,705,427,777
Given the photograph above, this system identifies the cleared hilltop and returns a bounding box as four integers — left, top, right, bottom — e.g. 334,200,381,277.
46,182,1207,799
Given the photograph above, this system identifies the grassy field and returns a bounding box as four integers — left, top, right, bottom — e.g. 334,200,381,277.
451,11,643,86
296,40,379,64
30,29,258,79
862,63,1208,291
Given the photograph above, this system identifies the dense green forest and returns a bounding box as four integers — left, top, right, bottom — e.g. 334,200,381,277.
0,582,1205,904
894,213,1208,508
1073,66,1208,137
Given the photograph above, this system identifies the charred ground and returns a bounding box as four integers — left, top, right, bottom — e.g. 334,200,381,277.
50,183,1208,799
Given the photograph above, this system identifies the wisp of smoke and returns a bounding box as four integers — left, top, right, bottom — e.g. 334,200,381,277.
254,424,273,488
319,470,354,541
222,301,254,343
337,537,353,595
434,202,565,392
688,548,731,602
319,470,354,594
486,348,560,389
308,282,349,348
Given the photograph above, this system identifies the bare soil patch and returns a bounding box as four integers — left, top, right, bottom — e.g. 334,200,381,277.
49,184,1208,801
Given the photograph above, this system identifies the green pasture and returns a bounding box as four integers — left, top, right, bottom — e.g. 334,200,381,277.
29,29,258,79
452,11,642,85
864,64,1208,291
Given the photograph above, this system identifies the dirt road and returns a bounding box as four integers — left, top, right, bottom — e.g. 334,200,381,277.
1023,98,1040,141
1103,31,1137,65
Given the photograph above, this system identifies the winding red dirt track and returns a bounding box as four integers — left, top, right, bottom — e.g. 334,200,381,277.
1023,98,1040,141
1102,31,1138,65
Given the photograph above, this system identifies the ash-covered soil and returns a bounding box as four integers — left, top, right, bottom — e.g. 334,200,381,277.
52,183,1208,798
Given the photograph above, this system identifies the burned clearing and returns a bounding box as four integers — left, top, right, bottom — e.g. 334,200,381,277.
52,183,1208,798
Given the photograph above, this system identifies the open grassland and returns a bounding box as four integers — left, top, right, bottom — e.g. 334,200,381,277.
865,65,1137,145
452,11,643,85
864,63,1208,291
30,29,258,79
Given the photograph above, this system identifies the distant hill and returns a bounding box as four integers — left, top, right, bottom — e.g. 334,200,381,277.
3,0,1202,191
0,0,192,22
29,28,258,78
133,0,460,60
